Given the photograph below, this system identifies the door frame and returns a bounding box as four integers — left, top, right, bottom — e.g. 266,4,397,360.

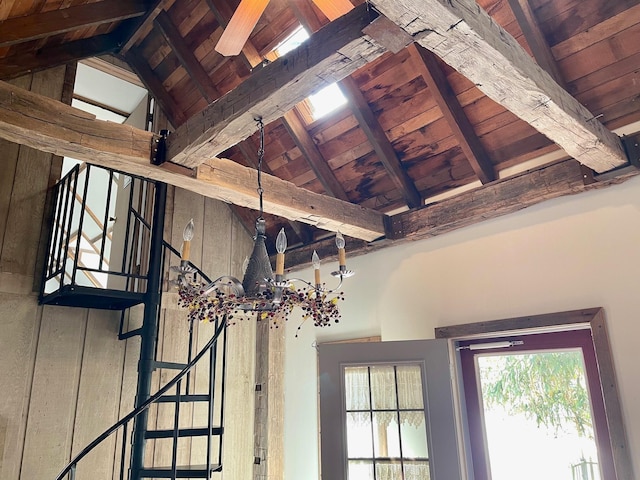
435,307,634,480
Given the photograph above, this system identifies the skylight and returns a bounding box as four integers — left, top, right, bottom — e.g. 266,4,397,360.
272,26,348,121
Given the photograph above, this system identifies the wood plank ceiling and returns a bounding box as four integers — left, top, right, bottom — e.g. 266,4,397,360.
1,0,640,267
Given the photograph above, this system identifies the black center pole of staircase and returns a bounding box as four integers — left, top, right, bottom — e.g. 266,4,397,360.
130,181,167,480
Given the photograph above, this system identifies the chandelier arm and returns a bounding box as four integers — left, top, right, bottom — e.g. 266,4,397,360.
200,275,246,297
284,276,345,293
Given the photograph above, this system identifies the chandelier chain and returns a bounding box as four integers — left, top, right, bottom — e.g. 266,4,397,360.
257,118,265,218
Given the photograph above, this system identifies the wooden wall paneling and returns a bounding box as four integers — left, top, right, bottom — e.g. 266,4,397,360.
0,74,32,255
153,187,205,469
112,304,143,479
72,310,126,479
0,66,66,277
189,196,232,468
20,306,88,480
0,294,42,480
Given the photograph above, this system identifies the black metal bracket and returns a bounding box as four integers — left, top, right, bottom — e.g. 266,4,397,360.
151,129,170,166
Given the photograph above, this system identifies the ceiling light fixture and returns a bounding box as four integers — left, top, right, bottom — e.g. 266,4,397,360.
174,118,353,331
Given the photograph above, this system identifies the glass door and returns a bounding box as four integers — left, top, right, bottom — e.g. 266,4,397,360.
319,339,462,480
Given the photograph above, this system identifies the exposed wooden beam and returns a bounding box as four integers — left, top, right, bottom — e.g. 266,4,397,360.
204,0,263,69
0,0,147,48
340,76,423,208
155,10,220,103
408,44,496,185
284,155,640,269
120,0,175,53
507,0,565,87
166,4,385,167
0,79,385,241
125,48,186,126
387,159,615,241
282,110,350,201
290,0,326,33
0,33,120,80
370,0,627,173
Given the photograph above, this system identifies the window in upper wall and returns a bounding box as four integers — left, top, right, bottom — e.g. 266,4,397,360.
267,26,348,123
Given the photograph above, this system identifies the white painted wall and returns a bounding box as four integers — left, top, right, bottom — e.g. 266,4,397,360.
284,175,640,480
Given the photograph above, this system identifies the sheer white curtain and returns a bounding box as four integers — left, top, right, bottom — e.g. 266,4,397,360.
345,365,424,427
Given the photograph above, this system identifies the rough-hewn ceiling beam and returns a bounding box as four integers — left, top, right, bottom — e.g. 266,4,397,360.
125,48,186,126
370,0,627,173
0,0,148,48
408,44,496,184
0,79,385,241
507,0,565,87
155,11,220,103
340,75,423,208
284,156,640,269
282,110,350,201
119,0,175,53
0,33,120,80
166,4,385,167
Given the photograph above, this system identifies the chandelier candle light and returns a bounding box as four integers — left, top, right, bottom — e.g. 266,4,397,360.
174,118,353,332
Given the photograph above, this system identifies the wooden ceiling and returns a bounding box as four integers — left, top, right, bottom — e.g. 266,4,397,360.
1,0,640,267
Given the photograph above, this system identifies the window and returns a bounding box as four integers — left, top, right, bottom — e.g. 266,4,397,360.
267,26,347,122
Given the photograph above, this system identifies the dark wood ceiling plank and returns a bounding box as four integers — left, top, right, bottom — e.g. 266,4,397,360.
124,48,186,126
282,109,350,202
120,0,176,54
165,4,385,167
370,0,627,173
507,0,566,87
0,33,120,80
0,0,148,48
408,44,496,185
340,75,423,208
155,10,219,103
0,78,385,241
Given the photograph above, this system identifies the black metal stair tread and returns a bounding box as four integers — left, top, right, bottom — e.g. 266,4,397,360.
157,394,211,403
144,426,223,439
152,360,188,370
138,464,222,478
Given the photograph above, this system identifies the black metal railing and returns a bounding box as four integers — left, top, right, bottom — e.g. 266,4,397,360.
41,163,157,306
54,316,227,480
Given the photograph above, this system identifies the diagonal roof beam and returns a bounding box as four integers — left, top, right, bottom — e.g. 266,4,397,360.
370,0,627,173
282,110,350,201
0,78,385,241
340,75,423,208
408,44,496,184
507,0,565,87
155,10,220,103
120,0,175,54
165,4,385,167
0,0,148,48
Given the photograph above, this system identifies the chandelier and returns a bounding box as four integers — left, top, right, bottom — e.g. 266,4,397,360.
174,119,353,332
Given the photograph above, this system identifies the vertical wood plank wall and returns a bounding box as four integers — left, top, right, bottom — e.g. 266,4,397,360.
0,65,269,480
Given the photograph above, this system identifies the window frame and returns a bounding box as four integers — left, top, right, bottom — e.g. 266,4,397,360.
435,307,634,480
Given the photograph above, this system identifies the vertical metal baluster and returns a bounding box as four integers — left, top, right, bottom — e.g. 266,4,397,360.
121,175,136,280
207,322,216,478
218,317,229,465
67,165,84,285
69,464,76,480
99,170,114,272
171,380,182,479
120,422,128,480
56,168,74,283
48,178,64,279
186,318,194,394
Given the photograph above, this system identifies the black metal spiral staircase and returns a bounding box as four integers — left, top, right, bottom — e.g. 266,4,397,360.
41,163,227,480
